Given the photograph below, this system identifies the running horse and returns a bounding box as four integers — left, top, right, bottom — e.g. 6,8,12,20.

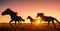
1,8,25,26
27,16,38,25
36,13,60,28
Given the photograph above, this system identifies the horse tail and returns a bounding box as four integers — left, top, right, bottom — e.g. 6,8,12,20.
54,18,60,24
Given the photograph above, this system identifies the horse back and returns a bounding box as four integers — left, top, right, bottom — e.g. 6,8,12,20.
44,16,54,21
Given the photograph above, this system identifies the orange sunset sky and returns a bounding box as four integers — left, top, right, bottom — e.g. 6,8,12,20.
0,0,60,23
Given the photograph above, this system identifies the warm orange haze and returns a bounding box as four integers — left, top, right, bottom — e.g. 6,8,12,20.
0,0,60,23
0,0,60,31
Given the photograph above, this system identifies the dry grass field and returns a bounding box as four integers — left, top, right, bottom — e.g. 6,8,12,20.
0,23,60,31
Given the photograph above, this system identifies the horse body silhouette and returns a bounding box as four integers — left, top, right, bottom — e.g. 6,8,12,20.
1,8,25,26
27,16,37,25
36,13,60,28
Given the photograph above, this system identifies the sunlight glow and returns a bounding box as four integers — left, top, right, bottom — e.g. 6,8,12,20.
21,19,31,23
36,20,40,24
17,22,18,23
35,17,40,24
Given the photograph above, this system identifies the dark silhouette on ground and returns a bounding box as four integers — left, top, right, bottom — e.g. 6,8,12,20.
27,16,37,25
36,13,60,28
1,8,25,26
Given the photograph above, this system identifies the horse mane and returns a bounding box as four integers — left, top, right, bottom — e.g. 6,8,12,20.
28,16,33,20
5,8,17,14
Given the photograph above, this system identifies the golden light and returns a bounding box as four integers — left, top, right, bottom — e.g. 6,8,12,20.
36,20,40,24
36,17,40,19
35,17,41,24
21,19,31,23
17,22,18,23
25,19,31,23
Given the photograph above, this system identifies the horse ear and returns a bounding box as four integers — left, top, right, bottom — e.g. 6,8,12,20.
28,16,30,17
37,13,44,15
4,8,11,12
15,12,17,14
6,8,10,10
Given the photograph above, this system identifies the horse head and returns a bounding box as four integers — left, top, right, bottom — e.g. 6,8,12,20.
27,16,33,21
1,8,17,16
27,16,31,19
36,13,44,18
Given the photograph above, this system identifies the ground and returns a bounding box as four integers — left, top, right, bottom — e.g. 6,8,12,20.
0,23,60,31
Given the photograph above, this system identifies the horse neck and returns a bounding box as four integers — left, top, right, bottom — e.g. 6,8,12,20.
40,16,45,19
9,14,17,18
29,17,33,21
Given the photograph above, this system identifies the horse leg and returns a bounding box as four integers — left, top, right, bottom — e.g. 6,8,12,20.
31,22,32,26
47,21,50,27
18,21,19,27
56,20,60,24
52,21,56,28
55,19,60,24
9,20,13,26
15,21,16,26
20,21,22,25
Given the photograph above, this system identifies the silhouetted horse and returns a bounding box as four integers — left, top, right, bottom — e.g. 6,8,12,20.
1,8,25,26
27,16,37,25
36,13,60,28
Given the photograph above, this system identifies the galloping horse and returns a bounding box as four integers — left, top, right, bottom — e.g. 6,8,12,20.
27,16,37,25
36,13,60,28
1,8,25,26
